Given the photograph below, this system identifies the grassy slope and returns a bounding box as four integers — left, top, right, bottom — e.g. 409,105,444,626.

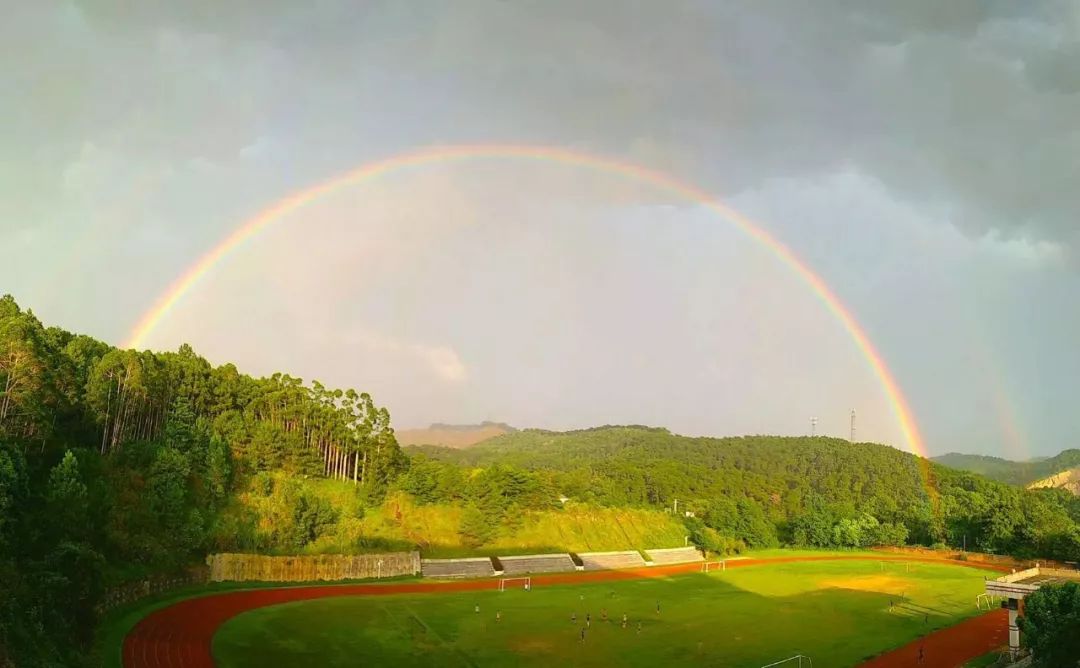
213,559,998,667
219,474,687,558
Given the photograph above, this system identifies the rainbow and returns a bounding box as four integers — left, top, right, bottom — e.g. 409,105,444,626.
124,144,928,458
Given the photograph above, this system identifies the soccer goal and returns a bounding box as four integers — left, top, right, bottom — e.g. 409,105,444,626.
760,655,813,668
702,560,726,573
880,561,915,573
498,577,531,592
976,593,1000,611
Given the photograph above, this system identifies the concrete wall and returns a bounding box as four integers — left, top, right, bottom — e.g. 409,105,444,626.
207,552,421,582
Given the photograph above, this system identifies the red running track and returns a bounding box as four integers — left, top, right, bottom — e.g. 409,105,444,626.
860,608,1008,668
122,555,1010,668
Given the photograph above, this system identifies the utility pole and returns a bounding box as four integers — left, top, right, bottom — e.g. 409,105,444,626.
673,499,678,515
850,409,856,442
810,416,818,437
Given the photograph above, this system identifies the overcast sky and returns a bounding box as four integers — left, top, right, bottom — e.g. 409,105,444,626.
4,1,1080,457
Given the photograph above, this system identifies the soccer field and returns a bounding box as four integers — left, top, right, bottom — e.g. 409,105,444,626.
212,560,997,667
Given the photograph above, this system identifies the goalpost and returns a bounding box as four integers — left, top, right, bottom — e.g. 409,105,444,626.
879,561,914,573
498,577,532,592
702,560,726,573
976,593,1000,611
760,655,813,668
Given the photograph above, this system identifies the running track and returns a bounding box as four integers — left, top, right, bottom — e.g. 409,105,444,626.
122,555,1010,668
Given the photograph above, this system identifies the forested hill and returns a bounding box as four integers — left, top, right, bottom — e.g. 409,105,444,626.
411,425,1080,559
933,449,1080,487
414,427,931,515
0,295,404,666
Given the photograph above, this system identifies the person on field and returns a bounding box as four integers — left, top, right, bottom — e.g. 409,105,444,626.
601,608,607,622
580,627,586,643
571,612,577,624
637,621,642,634
918,644,925,664
496,611,501,623
621,613,628,628
656,600,661,615
586,612,591,628
474,604,480,614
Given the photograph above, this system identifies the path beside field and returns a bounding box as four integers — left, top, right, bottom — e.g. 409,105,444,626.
121,555,1009,668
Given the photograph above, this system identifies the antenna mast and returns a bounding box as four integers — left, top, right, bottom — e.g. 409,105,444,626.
850,409,856,442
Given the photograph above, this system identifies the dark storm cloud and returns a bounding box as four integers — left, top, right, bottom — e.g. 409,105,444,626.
7,1,1078,244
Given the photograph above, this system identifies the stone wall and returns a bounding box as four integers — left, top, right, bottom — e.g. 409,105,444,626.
97,565,209,613
206,551,421,583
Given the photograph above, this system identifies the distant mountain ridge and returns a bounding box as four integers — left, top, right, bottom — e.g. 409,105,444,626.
397,421,515,449
932,449,1080,494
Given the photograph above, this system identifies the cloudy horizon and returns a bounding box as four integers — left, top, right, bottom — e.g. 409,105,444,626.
5,1,1080,457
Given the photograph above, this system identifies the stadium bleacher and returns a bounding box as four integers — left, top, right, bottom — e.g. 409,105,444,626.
420,557,496,578
646,547,704,565
578,550,647,571
498,553,576,575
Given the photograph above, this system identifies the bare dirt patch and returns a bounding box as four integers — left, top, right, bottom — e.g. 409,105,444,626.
819,575,907,593
509,638,555,654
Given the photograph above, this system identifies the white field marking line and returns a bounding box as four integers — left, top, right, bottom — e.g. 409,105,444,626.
162,628,173,668
141,629,149,668
152,625,163,668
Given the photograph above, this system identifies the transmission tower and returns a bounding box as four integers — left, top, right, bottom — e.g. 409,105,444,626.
810,416,818,437
849,409,856,442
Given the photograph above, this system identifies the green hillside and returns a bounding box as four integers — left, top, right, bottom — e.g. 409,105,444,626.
409,426,1080,557
933,449,1080,486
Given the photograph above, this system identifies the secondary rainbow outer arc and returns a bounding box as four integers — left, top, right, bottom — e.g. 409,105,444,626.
123,144,928,458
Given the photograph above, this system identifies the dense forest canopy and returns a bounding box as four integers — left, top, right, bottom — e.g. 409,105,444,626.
2,294,1080,666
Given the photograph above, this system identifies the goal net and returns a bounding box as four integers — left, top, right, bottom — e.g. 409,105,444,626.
498,577,532,592
702,560,726,573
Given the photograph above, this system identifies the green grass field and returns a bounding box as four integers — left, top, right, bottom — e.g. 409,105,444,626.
213,560,997,667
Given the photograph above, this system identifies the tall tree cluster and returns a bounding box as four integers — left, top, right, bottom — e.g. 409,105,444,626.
0,296,403,666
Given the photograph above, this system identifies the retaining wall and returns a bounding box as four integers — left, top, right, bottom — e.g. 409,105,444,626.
206,551,421,582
